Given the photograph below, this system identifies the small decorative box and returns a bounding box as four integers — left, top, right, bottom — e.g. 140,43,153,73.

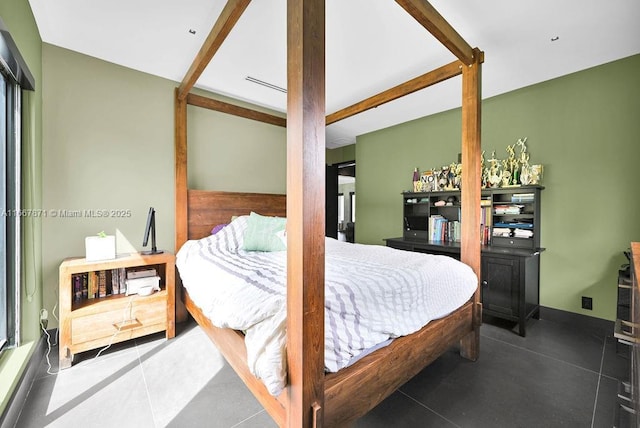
85,235,116,261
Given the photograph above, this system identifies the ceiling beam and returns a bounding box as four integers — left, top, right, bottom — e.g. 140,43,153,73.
187,93,286,127
177,0,252,100
395,0,475,65
326,59,462,125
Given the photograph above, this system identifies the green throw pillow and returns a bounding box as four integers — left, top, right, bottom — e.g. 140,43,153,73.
242,212,287,251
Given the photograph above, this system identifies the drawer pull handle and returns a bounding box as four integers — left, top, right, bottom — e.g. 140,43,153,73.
114,318,142,331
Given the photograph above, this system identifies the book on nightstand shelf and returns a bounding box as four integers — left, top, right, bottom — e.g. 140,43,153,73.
127,268,157,280
71,265,154,303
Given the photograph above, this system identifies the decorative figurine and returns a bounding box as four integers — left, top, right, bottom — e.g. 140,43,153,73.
487,151,502,188
530,164,543,184
505,143,519,185
517,138,531,185
481,151,489,188
412,167,421,192
439,165,450,190
402,137,541,194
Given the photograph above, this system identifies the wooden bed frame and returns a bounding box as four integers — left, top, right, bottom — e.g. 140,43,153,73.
174,1,483,427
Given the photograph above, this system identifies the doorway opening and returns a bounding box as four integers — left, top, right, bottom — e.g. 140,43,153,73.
337,161,355,243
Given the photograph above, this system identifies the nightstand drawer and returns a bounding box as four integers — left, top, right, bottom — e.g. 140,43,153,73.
71,294,166,345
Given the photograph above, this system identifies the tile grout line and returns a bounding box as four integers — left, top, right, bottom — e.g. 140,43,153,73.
480,333,603,376
398,389,463,428
229,409,269,428
135,341,160,428
591,336,607,428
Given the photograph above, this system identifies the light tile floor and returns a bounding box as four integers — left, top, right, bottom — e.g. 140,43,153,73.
12,314,629,427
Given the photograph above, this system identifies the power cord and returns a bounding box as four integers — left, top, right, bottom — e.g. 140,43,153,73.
93,296,135,360
39,296,135,374
39,307,58,375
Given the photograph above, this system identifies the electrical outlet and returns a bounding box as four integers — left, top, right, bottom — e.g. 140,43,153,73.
581,296,593,310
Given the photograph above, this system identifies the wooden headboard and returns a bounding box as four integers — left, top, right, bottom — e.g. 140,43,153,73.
186,189,286,240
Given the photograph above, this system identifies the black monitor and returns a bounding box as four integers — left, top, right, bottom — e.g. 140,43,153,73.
142,207,163,255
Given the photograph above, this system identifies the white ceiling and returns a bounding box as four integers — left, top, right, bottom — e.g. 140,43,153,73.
29,0,640,148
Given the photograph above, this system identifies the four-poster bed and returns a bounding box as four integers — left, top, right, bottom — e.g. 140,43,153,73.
173,1,483,426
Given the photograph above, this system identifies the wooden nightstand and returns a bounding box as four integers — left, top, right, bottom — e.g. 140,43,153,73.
58,252,175,369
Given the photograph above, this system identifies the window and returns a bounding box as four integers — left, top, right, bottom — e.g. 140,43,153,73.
0,68,21,351
337,193,344,223
0,19,34,352
0,71,7,351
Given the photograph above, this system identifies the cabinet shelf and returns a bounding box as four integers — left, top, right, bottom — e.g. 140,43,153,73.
493,212,534,216
433,204,461,208
402,185,542,250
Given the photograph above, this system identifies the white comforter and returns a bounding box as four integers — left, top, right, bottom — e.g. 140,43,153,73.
176,216,477,396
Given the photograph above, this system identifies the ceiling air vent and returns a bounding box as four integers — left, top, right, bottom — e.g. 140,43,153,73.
245,76,287,93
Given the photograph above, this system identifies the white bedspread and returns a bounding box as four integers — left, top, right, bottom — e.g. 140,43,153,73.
176,216,477,396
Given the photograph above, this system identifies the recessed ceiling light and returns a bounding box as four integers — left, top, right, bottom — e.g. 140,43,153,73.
550,36,559,42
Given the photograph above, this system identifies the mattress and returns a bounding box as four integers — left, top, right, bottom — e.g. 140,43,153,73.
176,215,477,396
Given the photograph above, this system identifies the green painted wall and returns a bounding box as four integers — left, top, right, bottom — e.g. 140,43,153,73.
327,144,356,165
0,0,43,416
356,54,640,320
187,101,286,193
41,44,286,328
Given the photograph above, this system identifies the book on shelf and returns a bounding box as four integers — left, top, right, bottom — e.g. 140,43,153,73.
481,225,491,246
494,204,524,215
429,215,460,243
491,227,534,239
480,206,492,227
87,271,97,299
109,268,127,295
71,267,129,303
429,215,446,242
73,274,82,302
98,270,107,298
493,221,534,229
513,229,534,238
511,193,535,203
111,268,119,295
493,227,512,237
81,274,88,299
127,268,157,280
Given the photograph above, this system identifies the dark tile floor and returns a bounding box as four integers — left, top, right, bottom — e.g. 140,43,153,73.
12,313,629,427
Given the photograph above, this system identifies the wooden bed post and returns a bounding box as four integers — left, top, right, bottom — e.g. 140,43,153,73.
174,88,189,322
175,88,188,252
287,0,326,426
459,48,483,360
